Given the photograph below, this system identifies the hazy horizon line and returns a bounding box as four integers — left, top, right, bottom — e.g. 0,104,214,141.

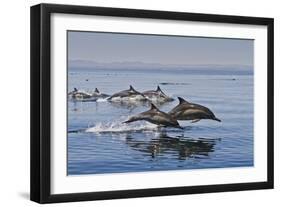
69,59,253,68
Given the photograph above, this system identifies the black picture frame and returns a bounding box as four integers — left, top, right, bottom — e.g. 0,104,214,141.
30,3,274,204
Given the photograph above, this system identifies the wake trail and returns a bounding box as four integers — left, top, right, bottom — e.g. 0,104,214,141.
85,120,159,133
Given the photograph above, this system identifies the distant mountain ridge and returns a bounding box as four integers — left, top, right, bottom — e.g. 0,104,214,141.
69,60,252,71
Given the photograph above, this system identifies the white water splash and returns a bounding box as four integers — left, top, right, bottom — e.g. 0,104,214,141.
85,119,158,133
96,98,108,102
109,95,146,102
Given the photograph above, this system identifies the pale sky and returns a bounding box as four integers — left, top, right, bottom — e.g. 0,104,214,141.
68,31,253,66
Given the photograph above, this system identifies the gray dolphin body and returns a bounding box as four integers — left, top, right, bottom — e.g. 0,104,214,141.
108,85,147,101
169,97,221,123
142,86,174,102
68,87,79,96
91,88,110,99
123,104,182,128
68,88,93,100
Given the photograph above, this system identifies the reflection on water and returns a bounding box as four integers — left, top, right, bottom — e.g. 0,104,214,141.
68,128,221,175
125,131,217,160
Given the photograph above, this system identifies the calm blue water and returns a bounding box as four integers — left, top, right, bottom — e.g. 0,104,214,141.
67,68,253,175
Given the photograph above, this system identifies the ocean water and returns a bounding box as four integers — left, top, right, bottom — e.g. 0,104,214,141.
67,68,253,175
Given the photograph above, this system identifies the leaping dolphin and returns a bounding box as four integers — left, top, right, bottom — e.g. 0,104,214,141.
142,86,174,102
169,97,221,123
92,88,110,99
108,85,148,102
123,103,182,128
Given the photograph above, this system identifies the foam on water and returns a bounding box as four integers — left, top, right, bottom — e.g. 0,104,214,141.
85,118,159,133
96,98,108,102
109,95,146,102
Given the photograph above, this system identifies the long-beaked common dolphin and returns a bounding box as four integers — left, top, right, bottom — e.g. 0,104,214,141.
68,87,78,96
169,97,221,123
92,88,110,99
123,103,182,128
108,85,148,102
142,86,174,102
68,88,93,100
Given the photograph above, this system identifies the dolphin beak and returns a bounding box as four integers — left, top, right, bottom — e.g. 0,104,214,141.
213,117,221,122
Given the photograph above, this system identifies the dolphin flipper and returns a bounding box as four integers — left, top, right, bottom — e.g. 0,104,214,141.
191,119,201,123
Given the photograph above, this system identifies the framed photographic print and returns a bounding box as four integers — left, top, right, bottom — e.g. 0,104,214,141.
30,3,274,203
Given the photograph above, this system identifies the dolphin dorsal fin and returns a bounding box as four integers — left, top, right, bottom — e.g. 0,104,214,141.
129,85,135,91
156,86,161,91
94,88,99,93
156,85,166,95
150,103,159,111
74,87,78,92
178,97,189,104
